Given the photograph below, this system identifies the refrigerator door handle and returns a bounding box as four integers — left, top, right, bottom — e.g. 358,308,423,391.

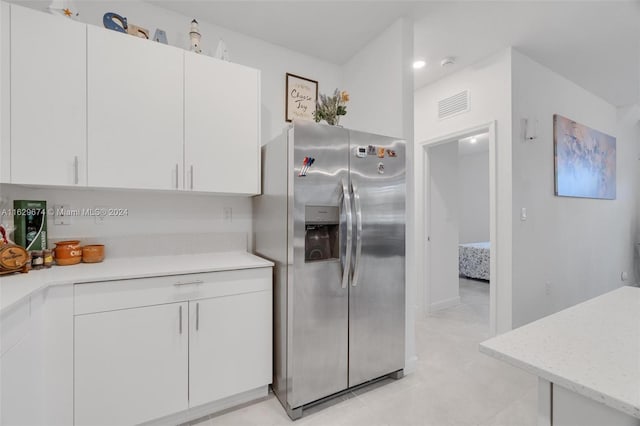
351,180,363,287
341,178,353,289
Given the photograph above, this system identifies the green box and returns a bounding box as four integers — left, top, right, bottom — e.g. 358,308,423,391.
13,200,47,250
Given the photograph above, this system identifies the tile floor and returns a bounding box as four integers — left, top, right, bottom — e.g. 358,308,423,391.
192,278,537,426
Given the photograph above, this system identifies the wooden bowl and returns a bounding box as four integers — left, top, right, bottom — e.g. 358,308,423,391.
82,245,105,263
54,240,82,266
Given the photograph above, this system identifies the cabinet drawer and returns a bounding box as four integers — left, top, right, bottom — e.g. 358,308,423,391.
74,267,271,315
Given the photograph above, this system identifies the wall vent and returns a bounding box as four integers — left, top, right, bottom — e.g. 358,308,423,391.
438,90,469,120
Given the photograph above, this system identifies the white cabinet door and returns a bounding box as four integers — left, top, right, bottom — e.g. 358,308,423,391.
188,291,272,407
10,5,87,185
0,296,44,426
87,26,184,190
185,53,260,194
1,336,43,426
74,302,188,426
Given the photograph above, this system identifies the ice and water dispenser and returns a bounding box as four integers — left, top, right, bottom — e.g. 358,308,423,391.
304,206,339,262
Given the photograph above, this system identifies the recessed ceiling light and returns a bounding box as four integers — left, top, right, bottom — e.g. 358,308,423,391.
413,60,426,69
470,138,477,144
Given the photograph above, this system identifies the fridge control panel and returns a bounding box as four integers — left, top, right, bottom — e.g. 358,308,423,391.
305,206,339,224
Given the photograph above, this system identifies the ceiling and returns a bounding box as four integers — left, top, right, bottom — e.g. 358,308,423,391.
150,1,640,107
458,132,489,156
148,1,417,64
413,1,640,107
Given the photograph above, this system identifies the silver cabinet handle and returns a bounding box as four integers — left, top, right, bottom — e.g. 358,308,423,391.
351,180,363,287
74,156,79,184
195,302,200,331
179,305,183,334
341,178,353,289
190,165,194,190
173,279,204,286
175,163,179,189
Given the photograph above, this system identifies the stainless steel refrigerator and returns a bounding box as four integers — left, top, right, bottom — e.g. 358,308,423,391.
254,121,405,419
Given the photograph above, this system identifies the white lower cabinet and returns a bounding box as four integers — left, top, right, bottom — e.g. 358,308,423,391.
74,302,189,426
73,268,272,425
0,295,45,426
189,291,272,407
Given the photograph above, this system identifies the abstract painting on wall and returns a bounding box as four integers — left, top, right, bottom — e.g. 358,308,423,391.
554,114,616,200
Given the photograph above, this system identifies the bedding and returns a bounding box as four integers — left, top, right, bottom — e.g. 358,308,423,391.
459,241,490,281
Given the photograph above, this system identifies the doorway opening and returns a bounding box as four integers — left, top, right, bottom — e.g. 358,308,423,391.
417,122,498,334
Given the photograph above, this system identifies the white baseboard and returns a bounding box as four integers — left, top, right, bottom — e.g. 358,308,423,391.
404,355,418,375
430,296,461,312
144,386,269,426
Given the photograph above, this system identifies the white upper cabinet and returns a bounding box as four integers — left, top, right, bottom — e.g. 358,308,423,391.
87,26,184,190
2,6,261,194
185,53,261,194
10,5,87,186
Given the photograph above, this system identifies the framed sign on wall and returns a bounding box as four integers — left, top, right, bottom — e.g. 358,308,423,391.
285,73,318,122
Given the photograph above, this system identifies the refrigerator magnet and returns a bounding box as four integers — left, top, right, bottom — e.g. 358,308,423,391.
377,147,385,158
367,145,376,155
386,149,397,158
298,157,309,177
377,162,385,174
298,157,315,177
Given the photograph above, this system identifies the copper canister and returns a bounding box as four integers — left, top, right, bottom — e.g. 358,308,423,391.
54,240,82,266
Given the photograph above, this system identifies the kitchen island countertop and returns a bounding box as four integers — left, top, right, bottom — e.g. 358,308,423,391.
0,251,273,314
480,286,640,420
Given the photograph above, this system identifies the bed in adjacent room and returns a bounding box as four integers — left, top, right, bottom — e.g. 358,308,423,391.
459,241,490,281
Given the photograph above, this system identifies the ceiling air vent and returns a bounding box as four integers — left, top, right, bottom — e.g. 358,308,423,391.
438,90,469,120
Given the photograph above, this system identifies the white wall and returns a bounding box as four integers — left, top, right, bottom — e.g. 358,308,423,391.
632,106,640,284
342,18,410,139
511,50,639,327
637,139,640,282
414,49,512,333
459,150,490,243
618,105,640,285
416,47,639,332
16,0,342,144
0,184,252,253
429,142,460,310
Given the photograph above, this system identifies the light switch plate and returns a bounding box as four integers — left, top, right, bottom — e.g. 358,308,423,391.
223,207,232,223
53,204,72,225
94,206,107,225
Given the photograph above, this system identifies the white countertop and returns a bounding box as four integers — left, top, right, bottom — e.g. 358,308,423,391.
0,252,273,314
480,286,640,419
